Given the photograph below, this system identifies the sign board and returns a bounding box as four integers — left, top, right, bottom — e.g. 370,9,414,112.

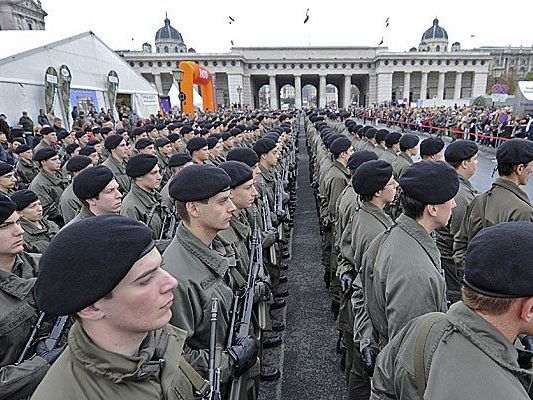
45,73,58,84
514,81,533,117
140,94,158,106
491,94,508,103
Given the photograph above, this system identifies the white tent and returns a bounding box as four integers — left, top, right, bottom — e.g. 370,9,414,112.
0,31,159,127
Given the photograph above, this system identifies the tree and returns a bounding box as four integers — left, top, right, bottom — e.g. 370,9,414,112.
472,96,488,108
525,71,533,81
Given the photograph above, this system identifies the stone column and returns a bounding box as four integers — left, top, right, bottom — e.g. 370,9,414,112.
437,72,446,100
420,72,428,100
269,75,278,110
377,72,393,103
472,72,489,98
294,75,302,109
343,75,352,108
319,75,327,108
228,74,245,106
403,72,411,102
154,73,163,96
454,72,463,99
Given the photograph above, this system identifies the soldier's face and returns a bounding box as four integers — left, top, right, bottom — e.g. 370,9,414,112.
137,165,162,190
197,190,236,231
0,212,24,255
93,248,177,332
89,180,122,215
518,161,533,186
42,155,61,172
0,171,17,190
432,198,457,228
113,140,129,159
231,179,258,210
19,199,43,222
140,145,156,156
89,152,99,166
381,177,398,204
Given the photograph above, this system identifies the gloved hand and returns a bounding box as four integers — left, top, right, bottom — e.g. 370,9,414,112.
35,340,65,365
276,210,288,222
521,335,533,351
361,346,379,377
340,271,355,296
322,219,332,232
254,281,272,301
228,335,259,377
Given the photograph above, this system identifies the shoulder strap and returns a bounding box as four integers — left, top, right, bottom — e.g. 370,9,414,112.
414,314,443,399
178,357,211,398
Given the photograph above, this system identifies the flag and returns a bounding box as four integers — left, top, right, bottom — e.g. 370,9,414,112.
231,40,234,46
379,37,384,46
385,17,389,27
229,16,235,24
304,8,310,24
470,34,476,38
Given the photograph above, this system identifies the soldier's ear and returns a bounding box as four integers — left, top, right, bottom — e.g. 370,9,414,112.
519,297,533,324
77,304,105,321
186,201,200,219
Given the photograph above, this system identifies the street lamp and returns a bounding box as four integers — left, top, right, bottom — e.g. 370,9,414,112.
172,69,185,112
236,85,242,109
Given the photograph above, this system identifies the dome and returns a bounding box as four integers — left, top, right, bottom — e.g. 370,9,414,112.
155,16,185,44
421,18,448,41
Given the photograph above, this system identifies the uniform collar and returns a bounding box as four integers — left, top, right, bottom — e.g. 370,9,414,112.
360,201,394,228
493,178,532,206
399,152,413,164
395,214,440,267
0,254,36,299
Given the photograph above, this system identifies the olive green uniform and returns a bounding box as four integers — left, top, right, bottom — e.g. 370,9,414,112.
391,152,413,180
15,159,39,188
29,170,66,225
58,182,82,225
20,217,59,254
102,155,130,194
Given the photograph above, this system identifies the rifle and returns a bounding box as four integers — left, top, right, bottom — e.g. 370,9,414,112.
260,187,277,265
16,312,45,364
228,210,262,400
208,298,221,400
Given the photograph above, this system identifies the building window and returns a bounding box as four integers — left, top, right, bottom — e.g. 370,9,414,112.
437,60,442,65
308,63,312,68
256,64,260,69
204,61,209,66
436,45,440,52
291,64,296,68
428,60,433,65
156,48,159,53
351,63,355,68
148,61,153,67
411,60,415,65
367,63,372,68
139,62,144,67
213,61,218,66
282,64,286,69
231,61,236,66
420,60,424,65
481,60,485,65
472,60,477,65
274,63,278,68
325,63,329,69
463,60,468,65
265,64,269,69
166,61,171,67
393,60,398,65
455,60,459,65
446,60,450,65
317,63,321,68
164,46,168,53
334,63,338,68
342,63,346,68
248,64,252,69
175,47,178,52
384,60,389,65
129,62,134,67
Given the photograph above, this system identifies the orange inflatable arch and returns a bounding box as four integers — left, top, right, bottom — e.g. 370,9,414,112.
179,61,215,115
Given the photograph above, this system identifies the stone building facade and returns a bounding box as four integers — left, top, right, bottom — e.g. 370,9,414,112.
0,0,46,30
117,17,494,109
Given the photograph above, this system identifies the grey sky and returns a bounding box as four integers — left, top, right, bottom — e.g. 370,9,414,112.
2,0,533,56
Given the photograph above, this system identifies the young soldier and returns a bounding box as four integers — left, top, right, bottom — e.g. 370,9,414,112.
32,215,208,399
187,137,210,165
155,137,172,185
11,189,60,254
419,137,445,161
378,132,401,164
102,135,130,194
372,222,533,400
391,133,419,179
0,161,17,195
15,144,39,187
58,156,92,224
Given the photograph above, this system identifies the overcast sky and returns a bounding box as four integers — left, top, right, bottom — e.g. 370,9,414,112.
2,0,533,56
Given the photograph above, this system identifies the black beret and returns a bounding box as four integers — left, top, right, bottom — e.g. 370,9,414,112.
399,133,419,150
496,138,533,165
219,161,253,188
227,147,259,167
92,127,101,134
156,123,166,131
221,132,232,141
79,145,97,156
399,160,459,204
155,137,171,148
100,127,112,135
65,155,92,173
87,140,100,147
169,164,231,202
180,125,193,135
144,124,156,132
365,128,377,139
375,129,389,143
253,138,277,156
10,189,38,211
0,194,16,224
330,137,352,155
445,140,479,163
33,148,57,162
40,127,55,135
347,150,378,171
169,152,192,168
35,215,155,316
168,133,181,143
131,127,146,138
385,132,402,146
463,221,533,298
14,144,31,154
126,154,158,178
57,130,69,141
186,137,208,152
420,137,445,157
198,129,209,136
65,143,80,155
104,135,124,151
207,136,220,150
74,130,87,139
0,161,13,176
73,165,115,200
352,160,393,196
135,138,154,150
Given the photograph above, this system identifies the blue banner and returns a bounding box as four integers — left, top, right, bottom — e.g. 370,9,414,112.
70,88,99,114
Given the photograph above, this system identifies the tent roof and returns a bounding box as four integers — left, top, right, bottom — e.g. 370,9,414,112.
0,31,157,95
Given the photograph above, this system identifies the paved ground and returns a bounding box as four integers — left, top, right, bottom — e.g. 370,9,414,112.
259,126,348,400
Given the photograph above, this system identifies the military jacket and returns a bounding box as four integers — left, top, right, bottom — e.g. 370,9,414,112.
1,254,49,399
15,159,39,187
29,170,65,224
31,322,205,400
391,152,413,179
20,217,59,254
322,160,350,221
121,183,168,239
68,206,95,225
156,152,171,187
453,177,533,269
102,155,130,194
162,223,234,383
218,212,251,280
378,148,397,164
58,183,82,225
371,302,533,400
363,214,447,345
